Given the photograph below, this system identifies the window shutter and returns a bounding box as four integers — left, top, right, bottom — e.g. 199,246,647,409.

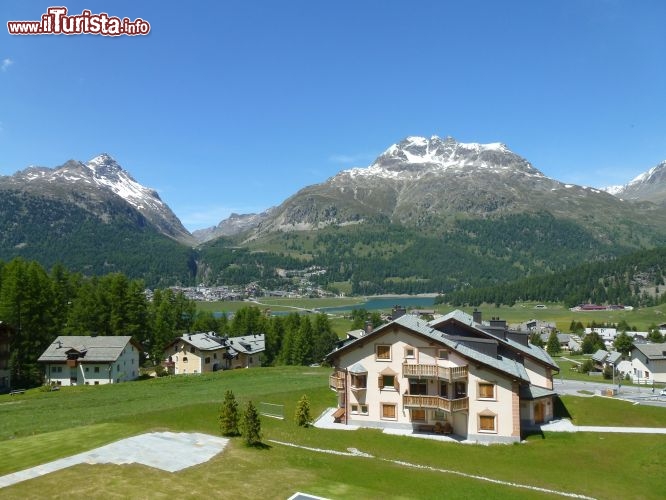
378,375,384,389
394,377,400,392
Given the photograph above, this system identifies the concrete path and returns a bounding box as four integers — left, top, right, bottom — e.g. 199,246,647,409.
0,432,229,489
540,418,666,434
315,408,666,440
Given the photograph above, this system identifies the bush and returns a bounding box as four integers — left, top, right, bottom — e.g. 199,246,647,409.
580,359,594,374
294,394,312,427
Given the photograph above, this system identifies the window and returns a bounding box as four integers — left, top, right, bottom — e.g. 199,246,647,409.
404,347,415,359
351,404,359,414
478,383,495,400
454,381,467,398
94,381,99,385
411,409,426,421
360,404,368,415
438,349,448,360
183,357,188,363
213,353,217,359
433,409,447,421
376,345,391,360
381,403,397,420
351,374,367,389
479,414,496,433
409,378,428,395
439,381,449,398
205,357,211,364
379,375,395,390
85,367,89,372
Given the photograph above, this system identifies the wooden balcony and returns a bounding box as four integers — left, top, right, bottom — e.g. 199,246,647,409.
402,363,468,381
329,371,345,391
403,394,469,412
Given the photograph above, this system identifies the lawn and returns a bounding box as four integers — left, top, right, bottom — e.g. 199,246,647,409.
1,367,665,499
442,302,666,332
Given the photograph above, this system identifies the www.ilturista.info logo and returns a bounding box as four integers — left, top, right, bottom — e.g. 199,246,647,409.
7,7,151,36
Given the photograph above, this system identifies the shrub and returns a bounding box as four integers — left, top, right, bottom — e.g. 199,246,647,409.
294,394,312,427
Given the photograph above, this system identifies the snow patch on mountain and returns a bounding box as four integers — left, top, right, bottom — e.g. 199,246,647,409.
86,154,165,212
341,135,543,181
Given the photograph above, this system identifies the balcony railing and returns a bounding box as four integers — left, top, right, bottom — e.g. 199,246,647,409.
402,363,468,381
329,371,345,391
403,394,469,412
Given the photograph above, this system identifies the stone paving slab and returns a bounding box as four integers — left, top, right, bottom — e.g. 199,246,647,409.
0,432,229,489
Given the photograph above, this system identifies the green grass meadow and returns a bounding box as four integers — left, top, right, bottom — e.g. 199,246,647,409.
1,367,665,499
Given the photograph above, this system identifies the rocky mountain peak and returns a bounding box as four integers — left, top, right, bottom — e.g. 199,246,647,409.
342,135,544,181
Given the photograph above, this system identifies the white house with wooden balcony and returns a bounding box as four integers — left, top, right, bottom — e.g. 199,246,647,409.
326,310,559,443
38,335,141,386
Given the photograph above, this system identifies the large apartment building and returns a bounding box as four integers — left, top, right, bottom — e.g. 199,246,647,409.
326,310,558,443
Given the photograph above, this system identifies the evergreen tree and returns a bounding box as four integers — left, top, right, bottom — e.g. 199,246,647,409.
241,401,262,446
530,332,544,347
311,314,338,363
546,331,561,355
292,317,314,365
219,390,240,436
294,394,312,427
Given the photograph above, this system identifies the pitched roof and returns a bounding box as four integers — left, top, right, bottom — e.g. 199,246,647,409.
428,309,559,370
519,384,557,400
328,314,531,382
226,334,265,355
592,349,609,362
171,332,265,354
607,351,622,364
632,342,666,360
38,336,137,363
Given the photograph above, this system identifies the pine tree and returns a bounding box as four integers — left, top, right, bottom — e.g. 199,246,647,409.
294,394,312,427
241,400,262,446
219,390,240,436
546,331,561,355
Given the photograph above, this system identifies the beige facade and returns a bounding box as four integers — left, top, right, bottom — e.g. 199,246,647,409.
328,311,558,443
166,332,264,375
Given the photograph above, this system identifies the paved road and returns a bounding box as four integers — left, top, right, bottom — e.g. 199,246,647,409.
554,377,666,407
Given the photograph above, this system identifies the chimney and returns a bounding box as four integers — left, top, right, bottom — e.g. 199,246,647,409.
472,309,482,324
365,321,373,335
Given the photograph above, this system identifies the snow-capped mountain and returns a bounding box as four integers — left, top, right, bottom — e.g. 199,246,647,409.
1,154,193,244
605,161,666,203
236,135,637,238
343,135,544,181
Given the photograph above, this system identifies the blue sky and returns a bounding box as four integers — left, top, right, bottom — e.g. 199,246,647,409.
1,1,665,231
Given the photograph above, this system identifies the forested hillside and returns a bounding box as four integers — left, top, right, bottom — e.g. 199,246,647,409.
0,258,341,389
0,192,197,287
208,212,641,294
437,246,666,307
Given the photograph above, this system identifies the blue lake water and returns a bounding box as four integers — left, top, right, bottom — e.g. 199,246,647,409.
212,296,436,317
315,296,435,314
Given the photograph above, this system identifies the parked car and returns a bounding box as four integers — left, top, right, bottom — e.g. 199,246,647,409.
659,388,666,396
